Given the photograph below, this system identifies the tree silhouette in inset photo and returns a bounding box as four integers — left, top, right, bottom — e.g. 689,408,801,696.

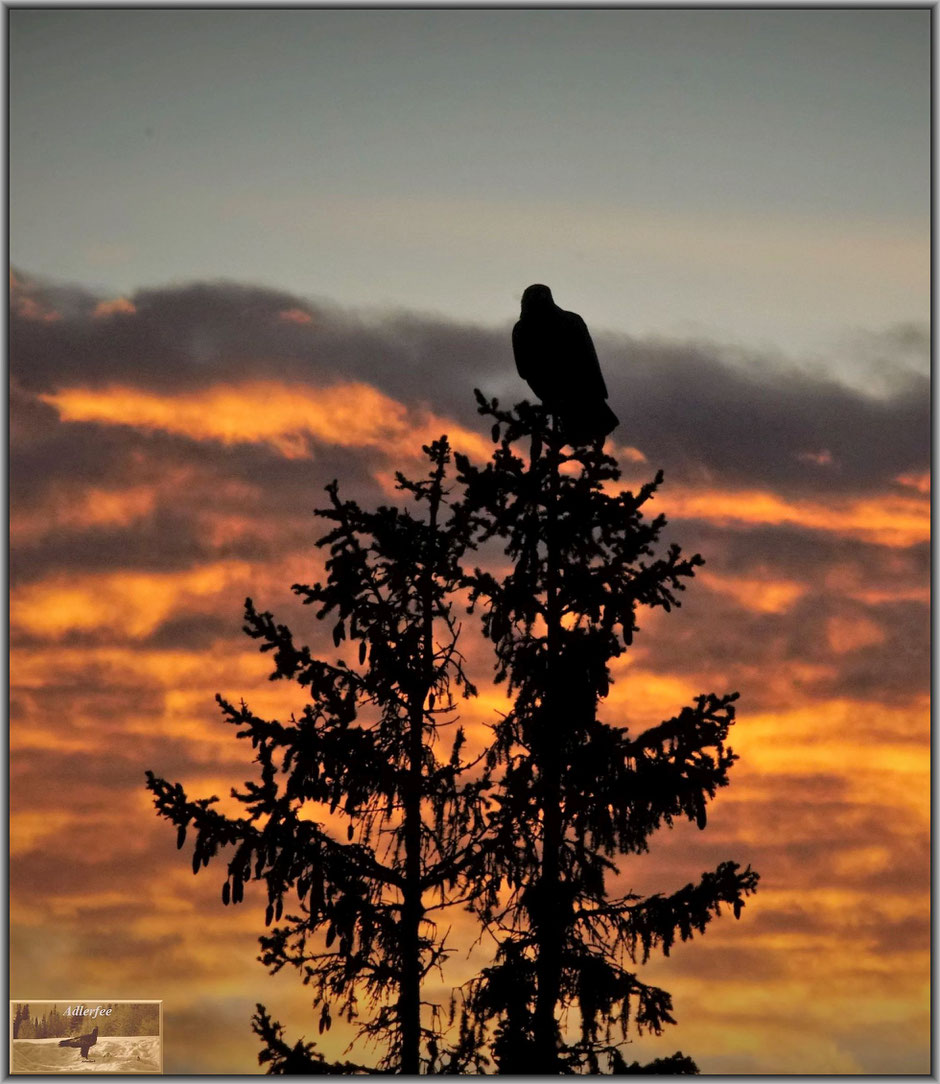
146,287,758,1073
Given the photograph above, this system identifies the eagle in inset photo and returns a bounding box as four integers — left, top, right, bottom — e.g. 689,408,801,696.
512,283,619,445
59,1025,99,1059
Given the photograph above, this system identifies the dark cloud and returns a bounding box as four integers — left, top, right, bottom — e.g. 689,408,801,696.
11,740,245,806
674,520,929,582
650,939,784,980
10,272,509,429
12,682,164,726
11,269,928,500
598,332,928,495
142,613,240,651
813,598,929,705
13,832,166,899
623,522,929,711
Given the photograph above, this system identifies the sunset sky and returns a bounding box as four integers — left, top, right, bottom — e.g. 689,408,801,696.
10,8,929,1076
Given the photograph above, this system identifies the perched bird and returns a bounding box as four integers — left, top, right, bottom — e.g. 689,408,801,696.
512,284,619,445
58,1025,98,1060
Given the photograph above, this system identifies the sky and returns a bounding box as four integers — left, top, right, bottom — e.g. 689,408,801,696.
10,8,929,366
9,7,930,1077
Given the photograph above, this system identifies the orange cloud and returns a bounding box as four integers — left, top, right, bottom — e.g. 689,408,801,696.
608,440,648,463
10,810,80,857
896,471,930,495
11,467,282,550
821,559,929,607
846,584,930,606
93,297,137,318
10,561,258,640
603,660,706,730
40,381,493,465
641,484,928,548
13,295,60,322
699,569,807,613
729,700,929,815
12,484,159,542
278,307,314,325
826,614,885,654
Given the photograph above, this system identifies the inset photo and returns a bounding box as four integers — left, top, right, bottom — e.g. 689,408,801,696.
10,1001,162,1074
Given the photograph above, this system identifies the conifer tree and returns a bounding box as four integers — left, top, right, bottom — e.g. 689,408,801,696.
147,397,759,1075
146,438,489,1073
13,1004,28,1039
451,396,758,1073
250,1004,371,1074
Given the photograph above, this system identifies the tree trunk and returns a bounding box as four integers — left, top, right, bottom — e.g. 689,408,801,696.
399,701,424,1074
533,421,563,1073
398,476,442,1074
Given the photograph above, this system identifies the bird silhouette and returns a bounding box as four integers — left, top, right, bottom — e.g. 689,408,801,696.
58,1025,98,1059
512,284,619,445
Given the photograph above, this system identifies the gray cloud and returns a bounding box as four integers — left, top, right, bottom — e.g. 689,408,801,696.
631,582,929,713
11,269,929,501
675,521,929,581
596,331,929,496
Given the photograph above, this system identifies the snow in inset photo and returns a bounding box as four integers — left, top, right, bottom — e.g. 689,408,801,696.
10,1001,162,1074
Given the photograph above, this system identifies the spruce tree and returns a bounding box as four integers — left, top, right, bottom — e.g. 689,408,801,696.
146,438,489,1072
451,396,758,1073
147,396,759,1075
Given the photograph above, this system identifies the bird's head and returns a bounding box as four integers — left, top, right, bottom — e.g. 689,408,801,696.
520,283,555,316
